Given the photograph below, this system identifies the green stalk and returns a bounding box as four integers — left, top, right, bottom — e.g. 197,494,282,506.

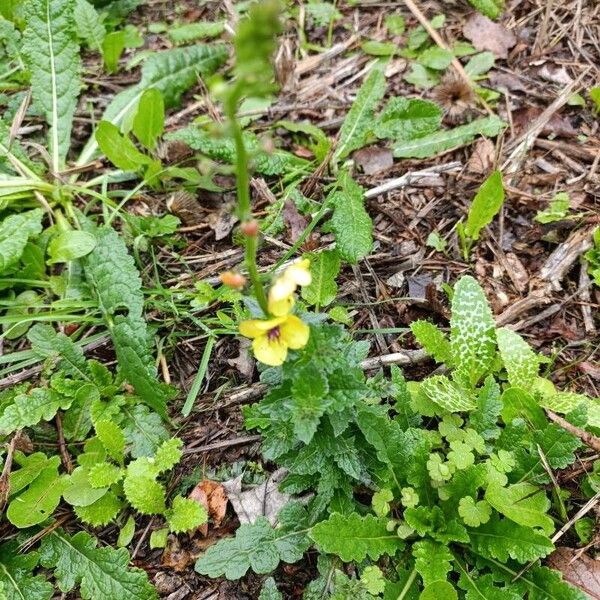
226,97,270,316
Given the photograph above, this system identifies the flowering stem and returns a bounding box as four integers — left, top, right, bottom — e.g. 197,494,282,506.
226,98,270,316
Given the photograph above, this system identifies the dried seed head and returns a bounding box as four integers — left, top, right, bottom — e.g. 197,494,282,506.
432,75,475,123
167,191,203,226
220,271,247,289
157,139,194,164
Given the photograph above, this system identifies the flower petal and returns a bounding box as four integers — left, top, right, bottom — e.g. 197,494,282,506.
269,276,296,302
252,335,288,366
268,293,294,317
280,315,309,349
283,259,312,287
239,316,286,338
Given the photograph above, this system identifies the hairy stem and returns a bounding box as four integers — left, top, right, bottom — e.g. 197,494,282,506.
226,99,270,316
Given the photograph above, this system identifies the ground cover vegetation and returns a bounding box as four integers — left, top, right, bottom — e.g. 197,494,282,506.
0,0,599,598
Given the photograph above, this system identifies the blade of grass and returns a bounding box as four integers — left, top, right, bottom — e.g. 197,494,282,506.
182,336,215,417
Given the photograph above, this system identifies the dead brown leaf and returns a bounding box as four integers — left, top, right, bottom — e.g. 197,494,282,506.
227,339,255,380
353,146,394,175
189,479,228,537
463,14,516,59
489,72,528,93
513,107,577,138
467,138,496,174
283,200,309,244
547,547,600,599
208,202,238,240
222,468,290,526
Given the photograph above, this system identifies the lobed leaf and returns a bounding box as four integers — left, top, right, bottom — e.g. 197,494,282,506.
0,542,53,600
311,512,403,562
39,529,157,600
0,388,72,434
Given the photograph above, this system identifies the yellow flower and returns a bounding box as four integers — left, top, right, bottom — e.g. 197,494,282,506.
268,259,312,317
239,314,310,366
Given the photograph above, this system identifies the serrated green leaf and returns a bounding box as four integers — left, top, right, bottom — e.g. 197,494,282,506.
74,0,105,50
0,388,72,434
78,44,228,165
468,376,502,440
153,437,183,473
0,209,44,274
410,320,452,364
75,491,123,526
467,0,504,19
374,97,441,141
485,483,553,535
123,473,166,514
393,116,505,158
301,250,340,307
456,568,521,600
330,172,372,263
63,466,107,507
525,566,588,600
421,375,476,412
421,581,458,600
469,514,554,562
168,21,225,45
132,88,164,150
165,495,207,533
40,529,157,600
28,323,88,379
0,541,53,600
88,463,123,488
7,464,67,528
413,539,453,587
121,404,170,458
334,68,386,161
95,419,126,463
259,577,283,600
464,170,505,241
83,225,172,418
450,275,496,386
458,496,491,526
311,512,403,562
290,364,329,444
196,516,309,580
23,0,81,171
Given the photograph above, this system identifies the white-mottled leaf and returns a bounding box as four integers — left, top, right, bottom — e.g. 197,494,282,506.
450,275,496,386
420,375,476,412
496,327,539,387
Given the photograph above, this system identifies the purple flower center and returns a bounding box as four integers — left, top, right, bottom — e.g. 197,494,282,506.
267,326,281,341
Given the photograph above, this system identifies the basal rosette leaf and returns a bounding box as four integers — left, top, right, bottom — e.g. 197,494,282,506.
165,495,207,533
23,0,81,170
39,529,157,600
468,514,554,563
413,539,453,587
0,209,44,274
0,542,53,600
0,388,72,434
496,327,540,388
450,275,496,386
420,375,476,413
310,513,403,562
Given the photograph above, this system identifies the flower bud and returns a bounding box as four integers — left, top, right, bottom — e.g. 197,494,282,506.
240,220,260,237
220,271,247,289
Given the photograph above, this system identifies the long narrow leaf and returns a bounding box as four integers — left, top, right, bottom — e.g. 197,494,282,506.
23,0,81,172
